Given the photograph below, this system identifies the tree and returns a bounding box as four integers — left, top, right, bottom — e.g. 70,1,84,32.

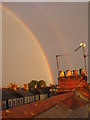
28,80,38,89
28,80,47,90
37,80,47,87
49,83,53,87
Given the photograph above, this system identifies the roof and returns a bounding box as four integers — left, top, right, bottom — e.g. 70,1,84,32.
38,87,50,94
50,85,57,90
6,88,23,98
35,98,88,118
2,88,16,100
30,89,40,95
1,92,74,118
2,92,87,118
17,90,33,97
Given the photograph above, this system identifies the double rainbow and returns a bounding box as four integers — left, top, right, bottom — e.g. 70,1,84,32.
2,5,54,84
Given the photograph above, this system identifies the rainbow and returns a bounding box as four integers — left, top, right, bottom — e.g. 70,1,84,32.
36,4,71,68
2,5,54,84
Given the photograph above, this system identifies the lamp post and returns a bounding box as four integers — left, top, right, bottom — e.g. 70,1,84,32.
75,43,87,75
80,43,87,75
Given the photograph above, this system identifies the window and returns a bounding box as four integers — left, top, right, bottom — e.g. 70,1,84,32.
31,96,34,102
29,97,31,102
17,98,20,105
27,97,30,103
20,98,23,104
8,100,12,107
40,94,44,100
13,99,16,106
32,96,34,102
2,100,6,109
36,95,39,101
24,97,27,104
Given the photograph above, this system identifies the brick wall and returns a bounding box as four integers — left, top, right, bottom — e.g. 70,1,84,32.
58,75,87,90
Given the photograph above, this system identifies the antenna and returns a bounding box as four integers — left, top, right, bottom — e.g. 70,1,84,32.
56,53,74,72
56,55,60,72
56,42,88,75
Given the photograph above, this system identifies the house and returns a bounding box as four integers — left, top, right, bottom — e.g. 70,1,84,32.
30,89,40,101
50,85,59,96
17,90,34,104
2,88,16,109
38,87,50,100
50,85,58,91
7,89,23,106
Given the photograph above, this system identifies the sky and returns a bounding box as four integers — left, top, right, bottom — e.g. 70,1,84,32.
2,2,88,87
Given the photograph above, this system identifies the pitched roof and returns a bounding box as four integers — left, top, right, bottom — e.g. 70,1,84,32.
38,87,50,94
50,85,57,90
2,88,16,100
2,92,76,118
6,88,23,98
30,89,40,95
17,90,33,97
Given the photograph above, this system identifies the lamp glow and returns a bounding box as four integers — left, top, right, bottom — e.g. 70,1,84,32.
80,43,86,47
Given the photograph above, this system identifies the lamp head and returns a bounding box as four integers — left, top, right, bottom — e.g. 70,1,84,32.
80,43,86,47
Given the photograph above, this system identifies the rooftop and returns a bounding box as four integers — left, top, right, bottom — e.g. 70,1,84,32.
2,88,16,100
1,91,89,118
17,90,33,97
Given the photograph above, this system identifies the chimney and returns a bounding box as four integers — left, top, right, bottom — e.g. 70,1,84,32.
60,70,65,77
35,84,37,89
79,69,85,75
12,84,17,91
23,84,29,91
66,70,71,76
20,85,23,89
73,70,78,76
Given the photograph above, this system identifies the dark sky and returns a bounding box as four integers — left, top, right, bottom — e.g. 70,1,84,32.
2,2,88,86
